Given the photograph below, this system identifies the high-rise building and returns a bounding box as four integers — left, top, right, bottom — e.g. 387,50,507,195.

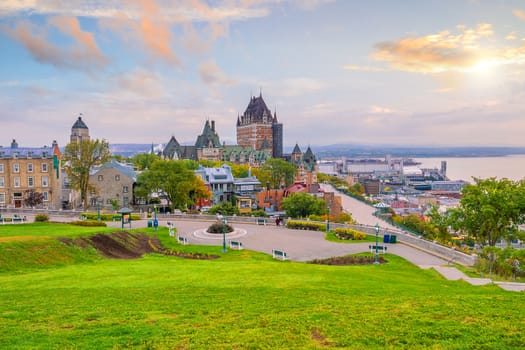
236,93,283,158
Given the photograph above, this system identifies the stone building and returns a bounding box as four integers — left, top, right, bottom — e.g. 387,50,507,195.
88,159,137,209
162,120,221,162
0,139,62,209
286,143,318,188
236,93,283,158
70,115,90,143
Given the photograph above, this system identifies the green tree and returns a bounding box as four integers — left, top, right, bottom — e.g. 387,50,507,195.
130,153,160,171
23,190,43,208
62,139,111,209
426,205,451,243
256,158,297,189
448,177,525,246
208,202,240,216
135,160,210,210
282,192,327,218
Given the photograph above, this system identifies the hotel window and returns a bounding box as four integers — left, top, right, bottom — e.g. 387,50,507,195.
27,163,33,173
42,191,48,201
42,176,49,187
0,193,4,203
123,197,129,205
42,163,48,172
115,175,120,181
0,177,3,187
13,163,20,173
14,177,20,188
0,164,4,173
28,177,34,187
106,199,112,204
98,175,103,181
123,186,129,193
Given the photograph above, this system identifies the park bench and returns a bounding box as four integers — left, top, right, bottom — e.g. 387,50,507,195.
12,215,25,223
167,222,175,236
229,241,243,250
112,215,121,222
177,236,188,245
369,245,387,254
272,249,288,261
255,218,266,226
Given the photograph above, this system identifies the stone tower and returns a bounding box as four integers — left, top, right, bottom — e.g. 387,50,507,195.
70,115,90,143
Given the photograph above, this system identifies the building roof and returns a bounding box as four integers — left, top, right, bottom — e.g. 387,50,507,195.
72,116,88,129
239,93,276,125
90,158,137,181
0,141,58,159
163,136,180,159
195,120,221,149
195,164,235,184
292,143,302,154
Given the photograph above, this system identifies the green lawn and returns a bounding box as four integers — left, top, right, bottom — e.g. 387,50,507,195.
0,224,524,349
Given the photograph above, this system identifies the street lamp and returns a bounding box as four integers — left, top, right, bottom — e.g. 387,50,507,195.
153,204,158,231
97,197,101,222
326,201,331,233
374,223,380,265
222,215,227,253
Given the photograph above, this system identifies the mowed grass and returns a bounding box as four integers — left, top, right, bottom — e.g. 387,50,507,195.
0,224,524,349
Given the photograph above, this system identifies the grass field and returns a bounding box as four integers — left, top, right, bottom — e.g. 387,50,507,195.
0,223,524,349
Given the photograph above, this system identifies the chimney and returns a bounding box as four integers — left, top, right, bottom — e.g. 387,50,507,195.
211,120,215,132
11,139,18,149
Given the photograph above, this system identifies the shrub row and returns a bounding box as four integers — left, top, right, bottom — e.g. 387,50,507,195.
80,213,142,221
285,220,326,231
70,220,108,227
34,214,49,222
333,228,366,240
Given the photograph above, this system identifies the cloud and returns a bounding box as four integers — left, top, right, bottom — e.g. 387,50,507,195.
199,60,236,86
373,24,495,73
342,65,386,72
115,68,165,97
513,9,525,20
2,18,108,72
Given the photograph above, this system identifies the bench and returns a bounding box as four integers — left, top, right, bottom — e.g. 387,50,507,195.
256,218,266,226
272,249,288,261
369,245,387,254
12,215,26,223
112,215,121,222
167,222,175,237
229,241,243,250
177,236,188,245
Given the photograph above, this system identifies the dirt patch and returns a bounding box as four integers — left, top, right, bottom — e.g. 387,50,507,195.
309,255,386,266
311,328,331,346
57,232,219,260
58,231,160,259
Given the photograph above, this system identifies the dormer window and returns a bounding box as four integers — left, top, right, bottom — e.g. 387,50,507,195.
42,152,48,159
27,151,33,159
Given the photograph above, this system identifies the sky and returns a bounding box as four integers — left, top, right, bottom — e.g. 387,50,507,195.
1,0,525,149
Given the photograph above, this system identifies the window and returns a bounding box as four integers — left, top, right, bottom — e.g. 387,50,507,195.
27,163,33,173
123,186,129,193
115,175,120,181
0,177,3,188
98,175,103,181
13,163,20,173
28,177,34,187
42,163,48,172
106,199,112,204
0,164,4,173
42,176,49,187
123,197,129,205
14,177,20,187
42,191,48,201
0,193,4,203
27,151,33,159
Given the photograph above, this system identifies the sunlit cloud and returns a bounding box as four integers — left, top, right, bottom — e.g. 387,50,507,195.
199,60,237,86
2,18,108,72
513,9,525,20
342,65,386,72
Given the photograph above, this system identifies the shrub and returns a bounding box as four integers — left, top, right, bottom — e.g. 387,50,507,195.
334,228,366,240
70,220,108,227
207,222,234,234
80,213,141,221
34,214,49,222
285,220,326,231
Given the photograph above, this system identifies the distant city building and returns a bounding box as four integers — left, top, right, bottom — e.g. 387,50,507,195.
89,159,137,209
285,143,318,188
195,164,235,205
236,93,283,158
195,120,222,162
70,115,90,143
0,139,62,209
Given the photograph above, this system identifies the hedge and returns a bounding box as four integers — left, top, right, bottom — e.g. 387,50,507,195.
286,220,326,231
80,213,142,221
333,228,366,240
70,220,108,227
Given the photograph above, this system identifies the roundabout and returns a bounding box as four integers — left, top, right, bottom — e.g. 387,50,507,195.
192,227,248,240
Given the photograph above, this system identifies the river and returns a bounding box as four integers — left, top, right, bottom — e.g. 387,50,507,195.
414,155,525,182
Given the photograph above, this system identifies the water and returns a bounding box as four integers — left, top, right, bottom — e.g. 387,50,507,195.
414,155,525,182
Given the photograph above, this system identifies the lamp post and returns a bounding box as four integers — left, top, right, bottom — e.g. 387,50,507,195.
97,197,101,222
153,204,158,231
374,223,380,265
222,215,227,253
326,201,331,233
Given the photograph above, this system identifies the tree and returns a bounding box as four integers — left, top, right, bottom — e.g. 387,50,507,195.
448,177,525,246
62,139,111,209
23,190,43,208
130,153,160,171
135,160,210,210
256,158,297,189
282,192,327,218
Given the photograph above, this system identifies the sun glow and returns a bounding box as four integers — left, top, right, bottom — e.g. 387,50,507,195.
470,59,498,74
